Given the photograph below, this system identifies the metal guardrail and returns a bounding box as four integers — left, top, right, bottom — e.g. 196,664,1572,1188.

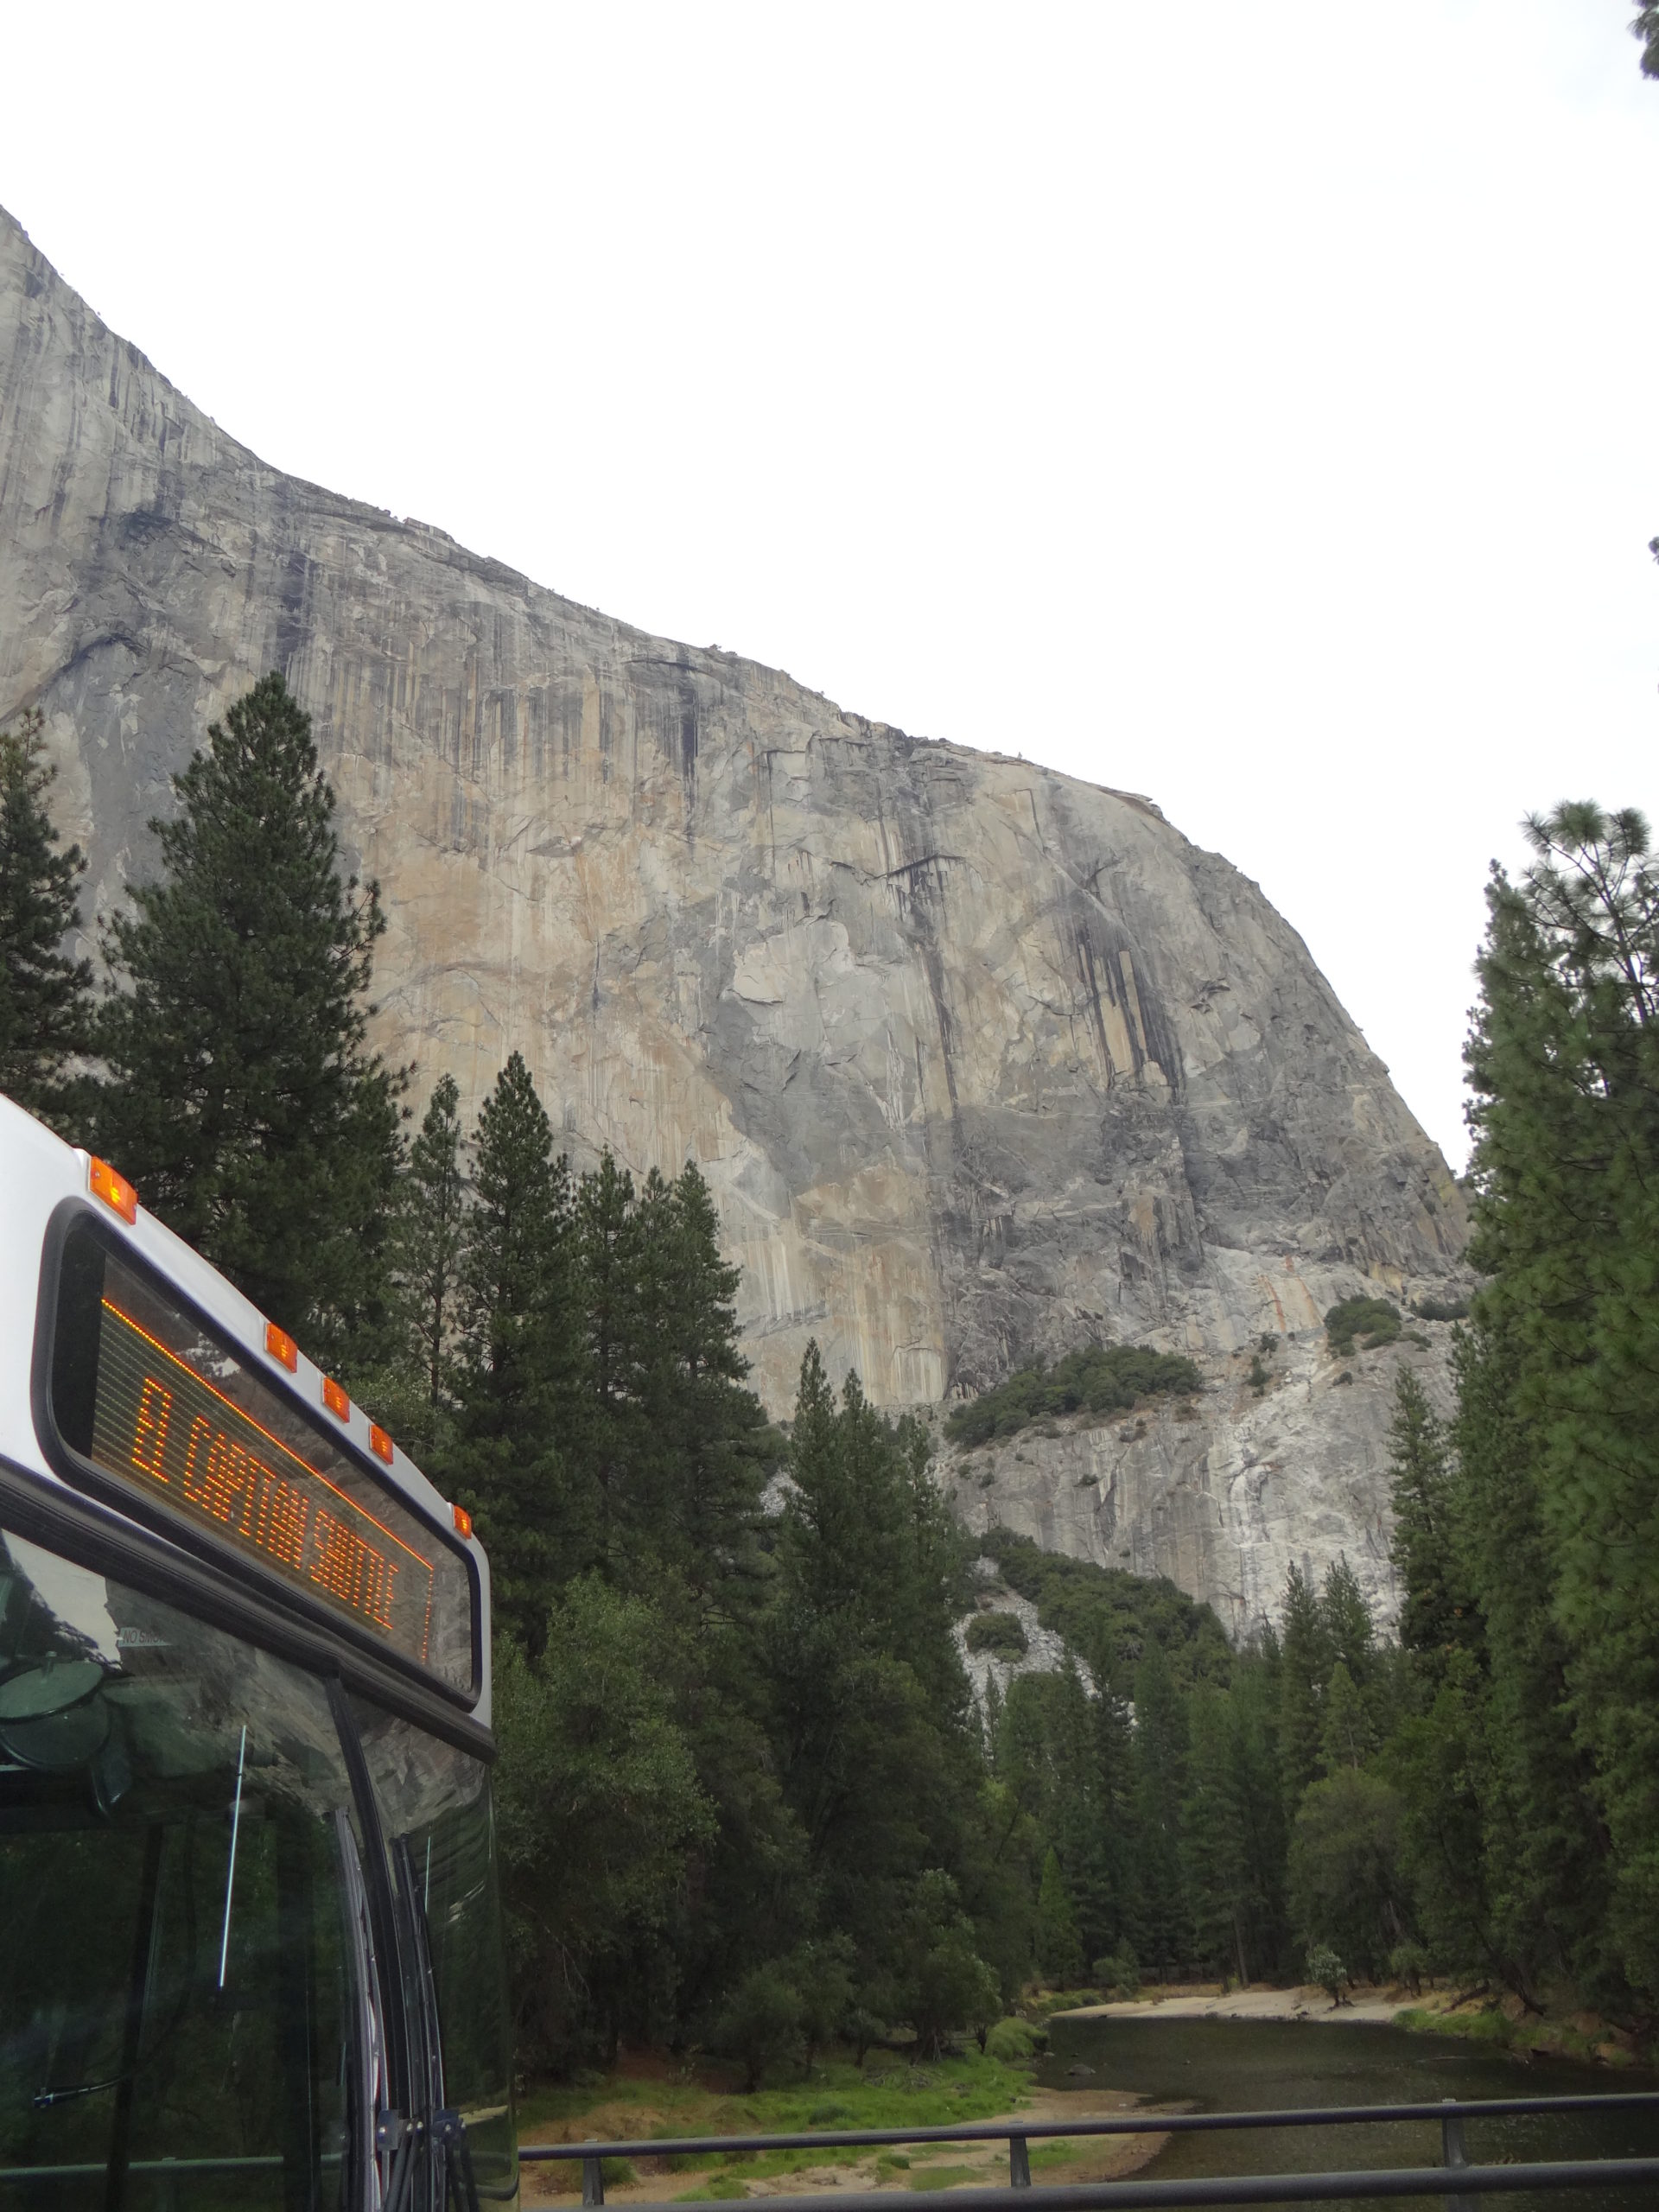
0,2156,284,2180
520,2090,1659,2209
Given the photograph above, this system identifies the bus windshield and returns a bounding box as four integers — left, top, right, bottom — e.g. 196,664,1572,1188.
0,1527,514,2209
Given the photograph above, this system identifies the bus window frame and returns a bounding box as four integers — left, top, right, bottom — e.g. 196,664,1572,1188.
27,1198,484,1712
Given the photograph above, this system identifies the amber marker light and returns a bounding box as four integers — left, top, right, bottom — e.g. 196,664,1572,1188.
322,1376,351,1422
452,1503,474,1540
88,1157,138,1225
370,1424,395,1465
265,1322,299,1372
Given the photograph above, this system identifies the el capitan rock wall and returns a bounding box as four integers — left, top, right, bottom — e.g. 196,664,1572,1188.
0,204,1467,1630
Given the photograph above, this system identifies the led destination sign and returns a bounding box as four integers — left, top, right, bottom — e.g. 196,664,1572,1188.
50,1225,474,1694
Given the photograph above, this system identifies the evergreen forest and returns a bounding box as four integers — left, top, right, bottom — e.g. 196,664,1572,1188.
3,677,1656,2071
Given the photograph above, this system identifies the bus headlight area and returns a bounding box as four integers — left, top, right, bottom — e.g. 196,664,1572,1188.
0,1094,518,2210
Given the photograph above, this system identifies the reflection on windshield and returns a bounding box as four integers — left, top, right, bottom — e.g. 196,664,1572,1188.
0,1531,360,2209
353,1700,518,2205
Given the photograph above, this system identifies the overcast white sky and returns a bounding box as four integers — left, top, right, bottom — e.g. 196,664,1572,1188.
5,3,1656,1169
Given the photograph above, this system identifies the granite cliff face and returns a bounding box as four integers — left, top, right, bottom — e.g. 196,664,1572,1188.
0,206,1468,1631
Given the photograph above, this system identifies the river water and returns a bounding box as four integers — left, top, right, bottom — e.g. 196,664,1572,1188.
1039,2012,1659,2209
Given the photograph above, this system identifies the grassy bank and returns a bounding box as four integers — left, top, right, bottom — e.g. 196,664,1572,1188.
518,2046,1043,2198
1393,1997,1652,2070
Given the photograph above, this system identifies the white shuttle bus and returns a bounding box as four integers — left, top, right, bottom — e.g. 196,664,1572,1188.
0,1096,517,2210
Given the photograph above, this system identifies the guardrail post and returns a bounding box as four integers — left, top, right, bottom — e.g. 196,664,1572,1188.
1440,2099,1474,2212
1008,2133,1031,2188
582,2152,606,2206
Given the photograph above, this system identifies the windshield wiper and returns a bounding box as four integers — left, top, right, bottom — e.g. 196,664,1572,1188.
217,1724,248,1987
433,2107,481,2212
33,2075,123,2109
373,2107,478,2212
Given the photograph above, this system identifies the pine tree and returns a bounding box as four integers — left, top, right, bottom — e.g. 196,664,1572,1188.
385,1071,467,1457
1036,1847,1085,1986
1383,1649,1501,1981
560,1153,767,1597
94,674,404,1357
648,1162,767,1594
453,1052,585,1644
1046,1661,1116,1966
1130,1638,1188,1980
1450,1303,1618,2006
1318,1663,1373,1774
768,1346,979,1970
576,1151,649,1553
1089,1665,1141,1958
1318,1558,1376,1688
0,705,93,1125
1277,1564,1331,1815
1386,1368,1476,1681
1226,1652,1292,1977
1181,1689,1253,1980
1461,805,1659,2005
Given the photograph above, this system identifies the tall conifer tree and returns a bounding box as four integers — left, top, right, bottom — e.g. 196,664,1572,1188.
1318,1559,1376,1688
1035,1847,1085,1984
1181,1688,1255,1981
1277,1565,1331,1816
454,1052,583,1643
770,1346,977,1977
0,705,93,1126
1386,1369,1465,1675
1459,805,1659,2004
388,1071,468,1455
649,1162,767,1593
95,674,404,1357
576,1151,649,1551
1130,1638,1188,1980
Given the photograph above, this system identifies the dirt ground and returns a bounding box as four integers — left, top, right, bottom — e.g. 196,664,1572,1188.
521,2084,1174,2203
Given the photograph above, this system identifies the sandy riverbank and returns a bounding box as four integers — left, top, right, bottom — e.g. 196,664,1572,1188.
1058,1985,1406,2026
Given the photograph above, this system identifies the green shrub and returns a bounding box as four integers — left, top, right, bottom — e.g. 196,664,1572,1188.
944,1343,1204,1448
1091,1948,1139,1995
600,2160,637,2187
965,1611,1028,1658
1248,1356,1269,1395
1306,1942,1346,2002
1387,1940,1430,1994
843,2004,887,2064
1412,1295,1469,1322
712,1962,804,2090
808,2101,854,2125
984,2016,1039,2061
1324,1297,1402,1355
